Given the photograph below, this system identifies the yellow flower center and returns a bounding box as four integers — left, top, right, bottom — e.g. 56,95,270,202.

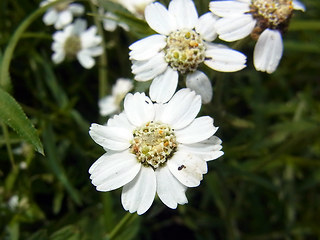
250,0,293,38
164,29,206,74
64,35,82,59
130,122,177,169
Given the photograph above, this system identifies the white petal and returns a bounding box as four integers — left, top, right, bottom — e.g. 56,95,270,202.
43,9,58,25
215,15,256,42
69,3,85,15
195,12,218,41
176,116,217,144
77,50,95,69
89,124,132,151
293,0,306,11
107,112,135,132
98,96,118,116
167,150,207,187
209,0,250,17
55,10,72,29
158,88,201,130
52,51,65,64
145,2,176,35
129,34,167,61
186,71,213,104
131,53,168,81
89,151,141,191
149,67,178,103
179,136,224,161
156,166,188,209
73,18,87,34
88,46,103,57
121,167,156,215
253,29,283,74
168,0,198,29
124,92,155,126
205,47,247,72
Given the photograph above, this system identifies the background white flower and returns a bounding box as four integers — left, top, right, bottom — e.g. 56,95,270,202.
40,0,84,29
129,0,246,104
99,9,130,32
99,78,133,116
51,19,103,69
89,88,224,215
117,0,156,19
209,0,305,74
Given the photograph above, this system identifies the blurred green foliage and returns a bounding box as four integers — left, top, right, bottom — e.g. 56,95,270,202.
0,0,320,239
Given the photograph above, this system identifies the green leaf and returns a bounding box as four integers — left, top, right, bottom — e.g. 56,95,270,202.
0,87,44,154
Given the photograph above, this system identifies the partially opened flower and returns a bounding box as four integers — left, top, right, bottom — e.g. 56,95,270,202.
99,78,133,116
209,0,305,73
129,0,247,104
89,89,224,215
40,0,84,29
51,19,103,69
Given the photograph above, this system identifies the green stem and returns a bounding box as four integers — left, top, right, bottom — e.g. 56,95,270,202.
88,0,109,99
0,0,69,92
106,212,136,240
1,122,16,169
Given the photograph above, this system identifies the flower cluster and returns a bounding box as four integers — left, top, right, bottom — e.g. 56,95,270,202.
40,0,304,214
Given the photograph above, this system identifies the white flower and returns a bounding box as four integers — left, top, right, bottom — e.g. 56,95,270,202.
209,0,305,74
99,8,130,32
99,78,133,116
89,88,224,215
51,19,103,69
129,0,246,104
40,0,84,29
117,0,156,19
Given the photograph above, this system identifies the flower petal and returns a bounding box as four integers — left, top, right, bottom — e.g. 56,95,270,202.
179,136,224,161
43,9,58,26
52,51,65,64
176,116,217,144
205,46,247,72
124,92,155,126
129,34,167,61
69,3,85,15
55,10,72,29
89,124,132,151
77,50,95,69
149,67,179,103
209,0,250,17
107,112,135,132
89,151,141,191
215,15,256,42
195,12,218,41
121,166,156,215
158,88,201,130
168,0,198,29
186,71,213,104
131,52,168,81
253,29,283,74
98,96,118,116
145,2,176,35
167,150,207,187
293,0,306,11
156,166,188,209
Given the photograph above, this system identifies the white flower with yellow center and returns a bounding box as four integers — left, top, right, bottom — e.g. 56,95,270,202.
99,78,133,116
51,19,103,69
89,88,224,215
40,0,84,29
129,0,247,104
209,0,305,73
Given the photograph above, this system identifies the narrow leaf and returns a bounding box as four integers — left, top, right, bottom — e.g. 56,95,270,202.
0,87,44,154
